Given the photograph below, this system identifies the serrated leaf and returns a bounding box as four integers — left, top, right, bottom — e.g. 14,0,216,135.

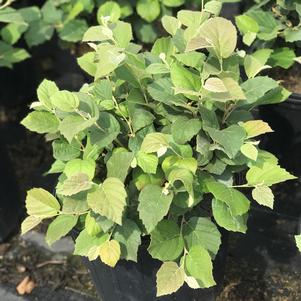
25,188,60,218
52,139,81,161
107,151,134,182
58,19,88,42
99,240,121,267
148,220,184,261
252,185,274,209
85,212,102,236
212,198,247,233
183,217,221,257
136,151,158,174
59,173,91,196
46,215,78,245
242,120,273,138
185,245,215,288
269,47,296,69
161,15,181,36
114,219,141,262
162,156,197,176
87,177,127,225
206,181,250,216
21,111,59,134
156,262,185,297
21,216,42,235
138,185,173,233
37,79,59,110
247,162,296,186
111,20,133,48
82,25,113,42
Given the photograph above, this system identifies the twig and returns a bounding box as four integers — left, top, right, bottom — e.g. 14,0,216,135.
36,260,65,268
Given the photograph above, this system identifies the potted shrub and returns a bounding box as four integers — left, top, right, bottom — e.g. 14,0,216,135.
235,0,301,173
20,10,295,300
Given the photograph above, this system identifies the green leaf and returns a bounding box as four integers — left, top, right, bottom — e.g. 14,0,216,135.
25,20,54,47
58,173,91,196
141,133,170,155
244,49,273,79
177,10,204,28
82,25,113,42
246,162,296,186
204,0,222,15
148,220,184,261
235,15,259,35
269,47,296,69
183,217,221,257
136,151,158,174
168,168,194,205
1,23,28,45
21,216,42,235
206,182,250,216
46,215,78,245
212,198,247,233
170,62,201,100
190,17,237,58
207,125,246,159
97,1,121,23
156,262,185,297
99,239,121,267
111,21,133,48
74,229,109,257
252,185,274,209
0,8,25,24
25,188,60,218
161,15,181,36
241,120,273,138
51,90,79,112
59,115,96,143
94,44,125,79
185,245,216,288
240,143,258,161
85,212,102,236
171,117,202,144
162,156,197,176
37,79,59,110
87,177,127,225
295,235,301,252
90,112,120,148
114,219,141,262
58,19,88,42
138,185,173,233
137,0,160,22
107,150,134,182
64,158,96,180
21,111,59,134
77,52,97,76
162,0,184,7
52,139,81,161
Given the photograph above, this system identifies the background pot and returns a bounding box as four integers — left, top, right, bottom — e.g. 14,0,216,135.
72,231,228,301
259,93,301,176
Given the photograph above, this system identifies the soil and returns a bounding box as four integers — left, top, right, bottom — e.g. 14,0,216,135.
269,65,301,94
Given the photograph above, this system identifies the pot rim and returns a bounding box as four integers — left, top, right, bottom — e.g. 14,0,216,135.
288,93,301,105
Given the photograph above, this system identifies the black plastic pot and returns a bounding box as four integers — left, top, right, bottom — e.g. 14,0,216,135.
0,147,21,242
260,94,301,176
72,230,228,301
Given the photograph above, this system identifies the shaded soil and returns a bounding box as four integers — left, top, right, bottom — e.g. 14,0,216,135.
270,65,301,94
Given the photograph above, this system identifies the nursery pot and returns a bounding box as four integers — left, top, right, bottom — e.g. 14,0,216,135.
259,93,301,176
72,230,228,301
0,146,22,242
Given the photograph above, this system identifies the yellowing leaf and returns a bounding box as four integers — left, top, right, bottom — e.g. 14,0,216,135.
242,120,273,138
241,143,258,161
25,188,60,218
21,216,42,235
141,133,170,154
252,185,274,209
99,240,121,267
204,77,227,93
156,262,185,296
